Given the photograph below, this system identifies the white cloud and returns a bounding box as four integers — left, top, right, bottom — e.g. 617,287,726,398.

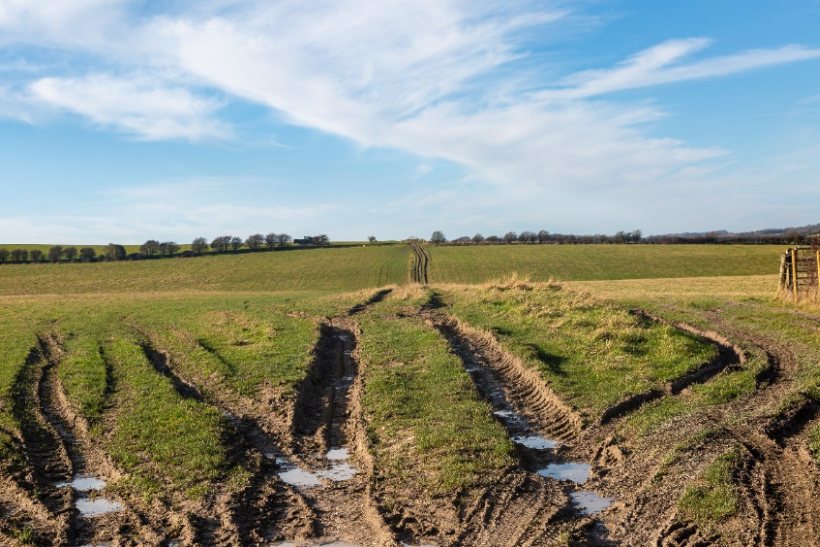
26,74,230,140
543,39,820,99
1,0,820,235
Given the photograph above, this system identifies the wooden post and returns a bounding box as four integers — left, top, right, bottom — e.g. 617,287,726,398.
779,253,788,292
792,248,799,303
816,250,820,302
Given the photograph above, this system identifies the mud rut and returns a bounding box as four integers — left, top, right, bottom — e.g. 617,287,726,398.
135,289,399,547
589,310,820,547
9,335,162,546
425,311,611,546
410,244,429,285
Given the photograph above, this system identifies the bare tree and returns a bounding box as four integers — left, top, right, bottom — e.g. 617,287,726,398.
246,233,265,250
11,249,28,262
63,247,78,261
30,250,44,262
430,231,447,245
191,237,209,255
537,230,550,244
140,240,161,257
160,242,181,256
276,233,292,246
503,231,517,244
230,236,243,251
80,247,96,262
105,244,127,261
472,233,484,244
265,233,278,249
48,245,64,263
210,236,231,253
368,236,377,244
0,248,8,264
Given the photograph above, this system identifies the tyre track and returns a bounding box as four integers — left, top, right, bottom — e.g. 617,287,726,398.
289,293,399,546
10,344,74,545
139,340,316,545
423,311,608,545
410,243,429,285
428,312,581,442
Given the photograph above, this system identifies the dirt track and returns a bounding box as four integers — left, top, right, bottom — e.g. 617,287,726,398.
410,243,430,285
2,292,818,546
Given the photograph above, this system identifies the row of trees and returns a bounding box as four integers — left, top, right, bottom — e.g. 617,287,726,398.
429,230,643,245
0,233,332,264
0,246,100,264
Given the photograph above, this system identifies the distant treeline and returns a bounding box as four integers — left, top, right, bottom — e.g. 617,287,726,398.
0,233,331,264
429,226,820,246
428,230,644,245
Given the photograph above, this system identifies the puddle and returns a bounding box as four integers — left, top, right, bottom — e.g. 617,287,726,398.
537,462,590,484
317,448,358,481
278,466,323,487
56,475,106,492
513,435,558,450
276,449,358,486
570,491,613,515
76,497,123,516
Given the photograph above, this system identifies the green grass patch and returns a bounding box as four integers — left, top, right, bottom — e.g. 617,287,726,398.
58,335,108,424
439,282,716,416
103,337,229,500
359,290,513,493
679,449,740,525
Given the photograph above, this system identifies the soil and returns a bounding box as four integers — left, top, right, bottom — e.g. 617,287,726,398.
3,296,818,546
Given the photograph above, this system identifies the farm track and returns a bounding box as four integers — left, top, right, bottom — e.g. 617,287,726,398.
140,341,316,545
7,335,164,546
410,243,429,285
288,291,399,546
423,310,602,545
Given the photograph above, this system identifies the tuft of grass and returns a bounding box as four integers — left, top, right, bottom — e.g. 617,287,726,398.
439,282,716,416
678,449,740,526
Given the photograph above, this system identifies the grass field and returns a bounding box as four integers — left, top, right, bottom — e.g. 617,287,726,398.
0,245,409,295
428,244,785,283
0,244,816,546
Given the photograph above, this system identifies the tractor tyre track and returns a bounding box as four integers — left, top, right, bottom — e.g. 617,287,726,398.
290,316,399,546
139,340,316,545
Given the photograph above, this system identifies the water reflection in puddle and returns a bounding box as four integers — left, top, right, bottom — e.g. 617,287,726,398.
571,491,613,515
513,435,558,450
76,497,123,516
56,475,106,492
276,448,358,487
537,462,590,484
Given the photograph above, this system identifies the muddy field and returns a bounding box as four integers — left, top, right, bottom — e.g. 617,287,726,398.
0,261,818,545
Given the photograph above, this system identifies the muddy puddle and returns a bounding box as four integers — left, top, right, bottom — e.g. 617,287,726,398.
468,365,613,516
57,474,123,517
272,448,358,488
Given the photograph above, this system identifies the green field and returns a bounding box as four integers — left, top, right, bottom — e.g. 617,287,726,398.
0,245,409,295
427,244,784,283
0,243,816,546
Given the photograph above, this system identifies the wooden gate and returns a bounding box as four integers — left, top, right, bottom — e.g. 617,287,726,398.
779,247,820,301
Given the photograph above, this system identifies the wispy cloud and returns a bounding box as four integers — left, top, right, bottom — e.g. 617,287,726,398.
543,39,820,99
0,0,819,237
25,74,231,140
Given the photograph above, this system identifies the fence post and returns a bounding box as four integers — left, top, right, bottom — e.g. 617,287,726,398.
791,248,799,303
816,250,820,302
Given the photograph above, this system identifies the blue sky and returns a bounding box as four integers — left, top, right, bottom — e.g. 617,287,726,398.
1,0,819,243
